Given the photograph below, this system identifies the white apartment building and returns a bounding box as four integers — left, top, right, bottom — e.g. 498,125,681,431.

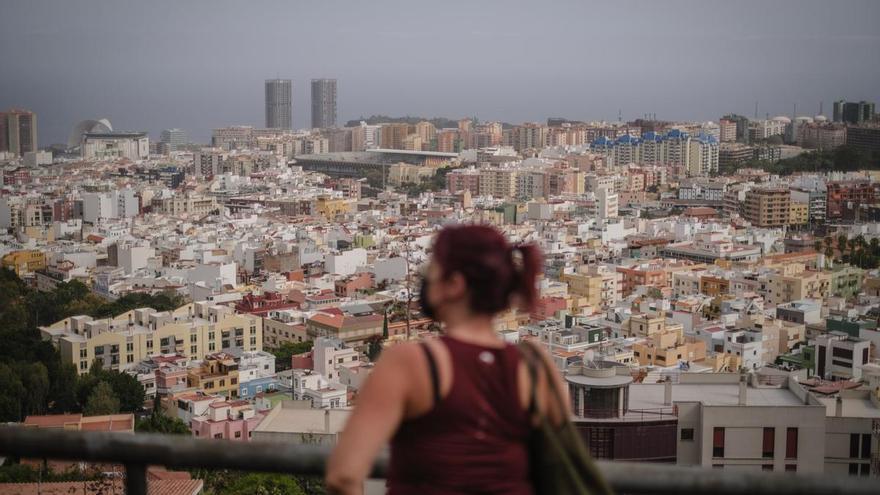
82,132,149,160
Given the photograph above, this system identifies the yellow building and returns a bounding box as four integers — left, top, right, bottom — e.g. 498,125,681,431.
187,352,240,398
624,312,670,339
2,249,46,275
561,265,620,310
624,312,706,367
388,163,434,186
414,121,436,145
402,134,423,152
313,196,351,220
789,201,808,226
632,340,706,367
743,188,790,227
763,264,831,305
41,302,262,375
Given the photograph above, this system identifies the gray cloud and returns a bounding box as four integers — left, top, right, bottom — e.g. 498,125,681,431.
1,0,878,145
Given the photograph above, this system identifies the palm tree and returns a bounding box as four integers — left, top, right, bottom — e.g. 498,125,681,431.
837,235,849,256
824,236,834,250
824,246,835,262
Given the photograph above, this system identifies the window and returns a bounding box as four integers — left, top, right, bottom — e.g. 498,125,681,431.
849,463,859,475
785,428,798,459
762,465,773,471
126,342,133,352
110,345,119,353
190,334,197,343
250,326,257,335
681,428,694,441
852,433,871,459
80,349,88,358
214,433,222,439
235,328,243,337
713,427,725,458
763,428,775,458
126,354,133,363
832,347,853,359
234,431,241,438
209,343,216,351
208,332,215,341
850,434,860,458
146,340,153,349
160,337,170,347
95,346,104,355
785,464,796,472
80,361,88,370
219,379,225,387
250,336,256,346
190,345,197,354
231,378,237,385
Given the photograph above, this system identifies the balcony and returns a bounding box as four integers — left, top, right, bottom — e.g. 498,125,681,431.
1,427,877,495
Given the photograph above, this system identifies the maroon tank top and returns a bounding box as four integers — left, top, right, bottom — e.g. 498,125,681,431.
387,335,533,495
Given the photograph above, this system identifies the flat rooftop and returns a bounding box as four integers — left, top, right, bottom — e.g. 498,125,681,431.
629,382,807,409
254,402,350,435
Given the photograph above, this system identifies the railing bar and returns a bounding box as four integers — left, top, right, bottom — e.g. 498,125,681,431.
125,463,147,495
0,427,877,495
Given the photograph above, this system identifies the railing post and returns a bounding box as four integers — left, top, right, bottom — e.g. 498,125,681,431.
125,463,147,495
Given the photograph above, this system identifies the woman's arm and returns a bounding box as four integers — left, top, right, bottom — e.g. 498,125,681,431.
325,344,414,495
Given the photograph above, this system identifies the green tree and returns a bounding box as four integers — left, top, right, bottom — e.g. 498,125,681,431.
50,363,79,412
16,362,49,416
136,410,190,434
221,472,306,495
0,363,25,421
84,381,120,415
837,235,849,256
824,246,835,260
366,335,383,362
270,341,314,372
104,370,146,412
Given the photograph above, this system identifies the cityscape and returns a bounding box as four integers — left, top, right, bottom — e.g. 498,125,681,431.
1,1,880,494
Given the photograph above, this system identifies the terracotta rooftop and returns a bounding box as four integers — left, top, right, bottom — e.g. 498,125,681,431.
23,414,82,428
0,480,203,495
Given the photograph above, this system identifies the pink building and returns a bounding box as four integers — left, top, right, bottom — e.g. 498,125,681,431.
446,168,481,195
190,400,266,441
531,296,568,323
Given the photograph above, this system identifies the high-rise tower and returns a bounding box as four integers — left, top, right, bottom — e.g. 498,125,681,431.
265,79,292,129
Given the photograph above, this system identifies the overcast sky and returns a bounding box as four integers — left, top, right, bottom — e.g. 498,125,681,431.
2,0,879,145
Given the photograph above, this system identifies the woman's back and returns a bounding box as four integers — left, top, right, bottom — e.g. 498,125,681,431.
388,335,533,495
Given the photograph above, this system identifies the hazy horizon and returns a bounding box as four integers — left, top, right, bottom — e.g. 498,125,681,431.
2,0,879,145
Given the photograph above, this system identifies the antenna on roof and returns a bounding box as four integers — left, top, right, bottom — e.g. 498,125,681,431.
754,101,758,119
819,101,824,116
618,109,622,122
793,102,797,119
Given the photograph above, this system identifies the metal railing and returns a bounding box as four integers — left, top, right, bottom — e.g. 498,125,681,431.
1,426,878,495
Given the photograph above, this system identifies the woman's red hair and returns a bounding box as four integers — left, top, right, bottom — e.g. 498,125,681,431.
430,224,543,315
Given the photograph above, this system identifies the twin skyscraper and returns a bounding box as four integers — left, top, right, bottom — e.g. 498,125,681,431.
265,78,337,130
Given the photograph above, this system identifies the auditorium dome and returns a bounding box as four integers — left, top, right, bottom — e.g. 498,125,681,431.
68,118,113,149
